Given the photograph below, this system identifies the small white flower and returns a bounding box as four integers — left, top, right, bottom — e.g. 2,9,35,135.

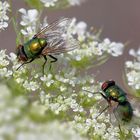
75,55,81,61
109,42,124,56
40,0,58,7
94,123,106,135
7,52,17,62
0,68,12,77
132,127,140,138
90,41,103,56
20,26,36,36
40,75,47,81
15,78,24,84
70,18,87,41
134,108,140,117
40,74,54,87
126,70,140,89
129,48,140,59
129,47,140,61
125,48,140,90
0,50,9,66
0,58,9,67
19,8,39,37
100,38,124,56
75,21,87,41
68,0,84,6
19,8,38,26
0,1,10,30
129,49,136,56
125,61,133,68
60,85,66,92
23,80,39,91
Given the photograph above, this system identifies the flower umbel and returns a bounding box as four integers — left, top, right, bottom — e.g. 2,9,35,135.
19,8,39,38
125,48,140,92
40,0,58,7
0,1,10,30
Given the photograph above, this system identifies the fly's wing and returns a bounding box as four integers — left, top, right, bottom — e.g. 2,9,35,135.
126,93,140,108
35,18,80,55
114,94,140,126
35,18,71,37
42,33,79,55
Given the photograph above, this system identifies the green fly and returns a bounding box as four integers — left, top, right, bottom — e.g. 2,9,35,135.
16,18,79,72
84,80,133,123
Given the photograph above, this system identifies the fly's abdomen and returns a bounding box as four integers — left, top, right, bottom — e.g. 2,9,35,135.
23,38,47,59
116,101,133,122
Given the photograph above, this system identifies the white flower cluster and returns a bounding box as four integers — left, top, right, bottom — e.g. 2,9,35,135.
71,109,121,140
66,18,124,65
40,0,58,7
0,84,27,138
125,48,140,90
40,0,84,7
40,93,84,114
19,8,48,39
37,68,95,115
14,120,88,140
0,84,87,140
132,127,140,139
18,12,124,68
0,50,13,77
13,120,88,140
67,0,84,6
0,48,140,139
19,8,39,38
0,1,10,30
97,38,124,57
0,49,9,66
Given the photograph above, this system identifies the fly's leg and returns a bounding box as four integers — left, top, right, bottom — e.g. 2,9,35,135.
83,90,108,100
16,58,34,70
113,106,123,135
49,55,57,63
42,56,47,74
100,92,108,101
48,55,57,70
99,93,113,122
95,105,110,119
83,90,110,119
107,100,113,123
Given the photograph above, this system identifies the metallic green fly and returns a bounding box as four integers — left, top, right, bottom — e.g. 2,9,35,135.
16,18,79,72
84,80,133,124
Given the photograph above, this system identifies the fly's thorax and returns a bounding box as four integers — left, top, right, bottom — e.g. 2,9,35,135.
104,85,127,102
23,38,47,59
16,45,28,61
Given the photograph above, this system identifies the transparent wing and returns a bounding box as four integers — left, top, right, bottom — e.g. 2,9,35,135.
41,33,79,55
127,94,140,111
36,18,79,55
35,18,72,38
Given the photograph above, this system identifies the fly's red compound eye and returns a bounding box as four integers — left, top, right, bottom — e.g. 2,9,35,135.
101,82,108,91
101,80,115,91
16,45,28,61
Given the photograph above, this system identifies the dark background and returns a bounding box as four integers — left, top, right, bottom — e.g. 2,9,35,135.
0,0,139,90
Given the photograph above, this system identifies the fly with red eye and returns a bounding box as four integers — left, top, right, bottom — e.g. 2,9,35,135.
83,80,133,129
16,18,80,73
